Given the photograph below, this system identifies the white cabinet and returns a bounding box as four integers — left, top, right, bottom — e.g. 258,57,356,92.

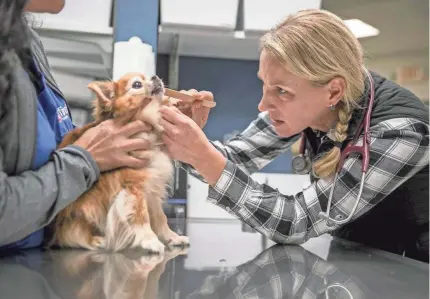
34,0,113,33
243,0,322,33
160,0,239,31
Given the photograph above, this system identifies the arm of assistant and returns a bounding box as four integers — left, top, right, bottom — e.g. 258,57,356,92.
0,145,99,246
195,118,429,244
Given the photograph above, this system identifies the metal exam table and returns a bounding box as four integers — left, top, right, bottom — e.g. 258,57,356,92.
0,218,428,299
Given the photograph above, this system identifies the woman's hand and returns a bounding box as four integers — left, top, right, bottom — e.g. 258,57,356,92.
160,106,226,186
73,118,152,172
160,105,211,166
172,89,214,129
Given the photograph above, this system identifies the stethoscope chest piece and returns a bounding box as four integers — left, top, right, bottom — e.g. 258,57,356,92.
292,154,312,175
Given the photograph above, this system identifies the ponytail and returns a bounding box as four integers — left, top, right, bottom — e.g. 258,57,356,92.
312,103,353,177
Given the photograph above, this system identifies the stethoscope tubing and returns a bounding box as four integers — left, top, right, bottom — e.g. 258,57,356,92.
321,69,375,226
318,172,366,226
294,69,376,227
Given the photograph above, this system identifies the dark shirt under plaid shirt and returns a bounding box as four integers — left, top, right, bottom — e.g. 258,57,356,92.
178,111,429,244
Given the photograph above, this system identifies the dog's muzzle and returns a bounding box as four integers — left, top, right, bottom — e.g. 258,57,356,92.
151,75,163,95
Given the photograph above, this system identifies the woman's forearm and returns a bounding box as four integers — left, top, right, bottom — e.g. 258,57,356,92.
0,146,99,246
190,143,227,187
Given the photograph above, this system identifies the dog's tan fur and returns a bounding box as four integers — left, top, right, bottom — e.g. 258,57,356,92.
47,72,188,253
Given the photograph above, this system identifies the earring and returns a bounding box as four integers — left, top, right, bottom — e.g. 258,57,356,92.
329,104,336,111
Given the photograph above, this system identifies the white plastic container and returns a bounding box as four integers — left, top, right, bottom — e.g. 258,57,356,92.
112,37,156,81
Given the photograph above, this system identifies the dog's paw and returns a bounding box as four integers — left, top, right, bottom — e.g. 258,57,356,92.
167,235,190,247
139,253,165,265
140,237,165,254
165,246,189,257
135,254,164,275
90,236,106,250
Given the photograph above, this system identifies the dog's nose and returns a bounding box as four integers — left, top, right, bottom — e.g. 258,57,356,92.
151,75,162,86
151,75,163,95
152,76,161,86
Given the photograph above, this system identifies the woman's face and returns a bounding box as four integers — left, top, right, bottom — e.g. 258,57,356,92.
257,50,343,137
24,0,65,13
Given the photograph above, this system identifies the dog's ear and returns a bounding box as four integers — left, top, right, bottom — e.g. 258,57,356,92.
88,81,116,111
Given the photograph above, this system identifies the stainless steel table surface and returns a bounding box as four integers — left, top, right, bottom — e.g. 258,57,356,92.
0,218,428,299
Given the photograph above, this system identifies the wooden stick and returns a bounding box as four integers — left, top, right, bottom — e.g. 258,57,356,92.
165,88,216,108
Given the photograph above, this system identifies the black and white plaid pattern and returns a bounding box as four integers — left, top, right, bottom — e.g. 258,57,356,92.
180,112,429,244
186,245,366,299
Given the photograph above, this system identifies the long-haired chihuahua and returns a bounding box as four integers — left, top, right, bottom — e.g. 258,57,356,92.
47,73,189,253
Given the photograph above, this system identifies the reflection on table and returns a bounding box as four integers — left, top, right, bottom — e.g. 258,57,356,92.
0,218,428,299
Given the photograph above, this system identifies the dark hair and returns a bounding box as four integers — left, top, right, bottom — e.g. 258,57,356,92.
0,0,32,115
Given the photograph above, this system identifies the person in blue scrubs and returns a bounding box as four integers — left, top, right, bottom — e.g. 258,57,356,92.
1,60,75,250
0,0,151,251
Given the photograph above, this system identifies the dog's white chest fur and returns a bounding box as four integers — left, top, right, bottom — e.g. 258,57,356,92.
133,98,174,190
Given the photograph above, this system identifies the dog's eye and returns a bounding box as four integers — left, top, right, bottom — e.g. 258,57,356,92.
132,81,143,89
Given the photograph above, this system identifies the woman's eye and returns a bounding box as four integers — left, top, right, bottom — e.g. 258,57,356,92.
277,87,288,95
132,81,143,89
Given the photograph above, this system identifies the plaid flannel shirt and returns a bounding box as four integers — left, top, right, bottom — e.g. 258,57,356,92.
186,245,367,299
179,111,429,244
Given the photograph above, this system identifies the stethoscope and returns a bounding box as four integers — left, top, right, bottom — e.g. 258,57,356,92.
291,69,375,227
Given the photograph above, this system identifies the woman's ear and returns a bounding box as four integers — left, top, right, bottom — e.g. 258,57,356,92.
326,77,345,107
88,81,116,112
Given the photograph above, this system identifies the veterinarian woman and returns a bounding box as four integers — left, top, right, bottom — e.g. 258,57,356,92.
161,9,429,262
0,0,150,250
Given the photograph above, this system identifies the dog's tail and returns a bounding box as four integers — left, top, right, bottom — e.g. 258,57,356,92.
105,190,137,251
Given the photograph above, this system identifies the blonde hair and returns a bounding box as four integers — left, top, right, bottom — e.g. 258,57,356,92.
260,9,365,179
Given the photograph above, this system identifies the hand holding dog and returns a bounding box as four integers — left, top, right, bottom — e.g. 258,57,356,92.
74,118,152,172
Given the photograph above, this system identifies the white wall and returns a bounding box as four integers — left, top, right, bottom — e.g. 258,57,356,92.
184,219,265,269
183,218,333,269
365,50,429,102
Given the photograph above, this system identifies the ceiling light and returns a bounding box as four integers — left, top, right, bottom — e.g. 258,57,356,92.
344,19,380,39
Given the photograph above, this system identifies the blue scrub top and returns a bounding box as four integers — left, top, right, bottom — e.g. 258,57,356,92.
0,60,74,250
